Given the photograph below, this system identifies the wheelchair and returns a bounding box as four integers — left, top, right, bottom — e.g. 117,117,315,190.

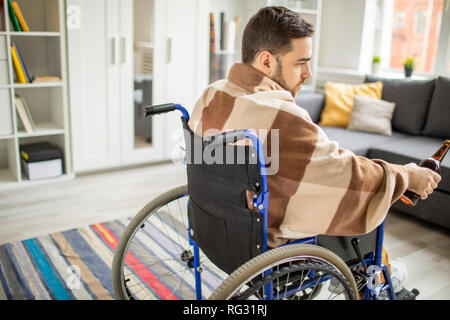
111,103,399,300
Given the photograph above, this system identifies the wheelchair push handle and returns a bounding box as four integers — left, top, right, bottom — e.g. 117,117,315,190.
144,103,177,116
144,103,190,120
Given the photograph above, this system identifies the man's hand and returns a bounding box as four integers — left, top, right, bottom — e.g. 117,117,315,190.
404,163,441,200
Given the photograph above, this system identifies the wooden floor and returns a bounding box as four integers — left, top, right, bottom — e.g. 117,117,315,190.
0,162,449,299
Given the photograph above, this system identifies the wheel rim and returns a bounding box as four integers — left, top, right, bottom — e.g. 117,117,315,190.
222,256,356,300
117,193,227,300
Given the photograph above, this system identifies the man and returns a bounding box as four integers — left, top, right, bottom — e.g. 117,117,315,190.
188,6,440,295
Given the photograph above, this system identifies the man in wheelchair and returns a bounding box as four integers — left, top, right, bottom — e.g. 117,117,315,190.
188,6,441,299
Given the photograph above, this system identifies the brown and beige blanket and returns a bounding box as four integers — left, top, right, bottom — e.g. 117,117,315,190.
188,63,409,247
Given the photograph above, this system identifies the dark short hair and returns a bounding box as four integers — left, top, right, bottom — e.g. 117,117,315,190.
242,6,314,64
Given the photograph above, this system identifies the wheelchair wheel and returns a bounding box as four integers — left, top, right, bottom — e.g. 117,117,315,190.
112,184,227,300
209,244,359,300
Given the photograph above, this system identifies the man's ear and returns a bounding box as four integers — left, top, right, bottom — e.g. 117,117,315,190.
254,51,277,77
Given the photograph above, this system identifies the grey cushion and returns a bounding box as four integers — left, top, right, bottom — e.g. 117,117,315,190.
368,136,450,193
321,126,410,156
347,95,396,136
294,92,325,123
365,75,435,135
423,76,450,139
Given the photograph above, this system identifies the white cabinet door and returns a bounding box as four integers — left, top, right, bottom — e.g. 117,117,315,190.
162,0,209,160
120,0,209,165
66,0,121,173
118,0,166,166
67,0,209,173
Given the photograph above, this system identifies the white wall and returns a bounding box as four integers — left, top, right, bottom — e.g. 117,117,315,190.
318,0,377,72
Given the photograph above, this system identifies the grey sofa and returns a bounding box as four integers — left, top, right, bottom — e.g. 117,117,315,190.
294,75,450,230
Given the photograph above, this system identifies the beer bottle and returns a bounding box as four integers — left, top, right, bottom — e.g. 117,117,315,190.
401,139,449,206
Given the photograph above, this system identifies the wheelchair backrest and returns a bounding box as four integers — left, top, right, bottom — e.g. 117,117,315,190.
182,119,265,274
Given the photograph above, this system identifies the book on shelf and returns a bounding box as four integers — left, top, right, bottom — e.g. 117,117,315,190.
7,0,22,32
32,75,61,83
234,15,241,34
13,42,31,82
15,94,36,133
11,1,29,32
219,12,225,51
10,42,27,83
223,20,236,52
209,13,216,53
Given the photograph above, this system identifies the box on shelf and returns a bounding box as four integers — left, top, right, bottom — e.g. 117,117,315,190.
20,142,63,180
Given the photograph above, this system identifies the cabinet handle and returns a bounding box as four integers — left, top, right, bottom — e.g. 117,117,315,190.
167,37,172,63
121,37,126,64
111,37,116,65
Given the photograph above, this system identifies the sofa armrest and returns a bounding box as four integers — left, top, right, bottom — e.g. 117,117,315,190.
294,92,325,123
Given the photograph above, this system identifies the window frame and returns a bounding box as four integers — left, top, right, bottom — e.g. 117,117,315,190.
414,10,426,34
435,0,450,75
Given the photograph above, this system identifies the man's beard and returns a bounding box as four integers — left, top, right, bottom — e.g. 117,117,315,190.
272,57,301,97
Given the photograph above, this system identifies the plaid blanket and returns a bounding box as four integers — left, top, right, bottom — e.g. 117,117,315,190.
188,63,409,247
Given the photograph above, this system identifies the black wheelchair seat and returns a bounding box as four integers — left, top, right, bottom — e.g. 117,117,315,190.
317,230,378,264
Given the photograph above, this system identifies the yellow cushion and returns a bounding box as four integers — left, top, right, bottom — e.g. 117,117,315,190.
319,81,383,127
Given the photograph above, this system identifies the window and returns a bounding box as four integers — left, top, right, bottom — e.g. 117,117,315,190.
436,0,450,75
394,12,405,28
414,11,426,34
380,0,449,75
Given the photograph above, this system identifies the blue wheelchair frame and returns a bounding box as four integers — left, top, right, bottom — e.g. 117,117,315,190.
170,103,396,300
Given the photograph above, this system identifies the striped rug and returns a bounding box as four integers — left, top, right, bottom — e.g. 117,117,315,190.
0,218,212,300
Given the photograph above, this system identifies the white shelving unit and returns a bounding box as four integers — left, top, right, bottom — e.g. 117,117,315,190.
209,0,322,93
0,0,72,190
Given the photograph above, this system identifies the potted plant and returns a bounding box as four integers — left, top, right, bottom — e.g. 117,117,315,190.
372,55,381,74
403,57,415,78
